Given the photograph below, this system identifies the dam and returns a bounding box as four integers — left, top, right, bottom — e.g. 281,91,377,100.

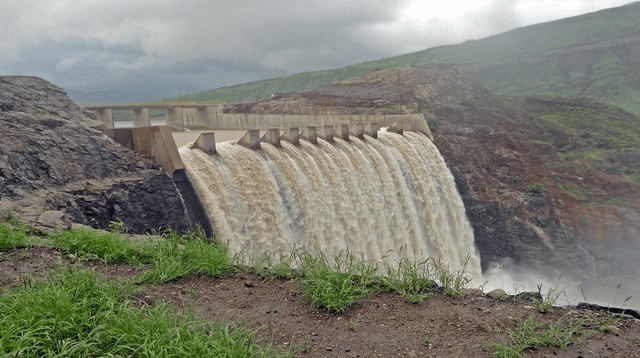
108,111,480,278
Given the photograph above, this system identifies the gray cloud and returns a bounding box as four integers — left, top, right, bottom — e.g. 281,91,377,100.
0,0,636,99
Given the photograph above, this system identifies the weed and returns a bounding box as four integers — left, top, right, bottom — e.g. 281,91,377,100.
486,313,593,358
51,228,146,263
248,249,301,280
0,223,29,251
29,106,59,117
532,284,562,313
349,314,362,330
460,99,476,108
381,257,435,303
524,183,545,195
590,312,622,334
604,196,628,205
494,262,505,290
108,220,127,234
433,254,472,298
138,228,234,284
297,248,378,313
631,337,640,346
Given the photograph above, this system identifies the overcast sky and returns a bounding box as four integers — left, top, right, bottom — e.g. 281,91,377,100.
0,0,637,100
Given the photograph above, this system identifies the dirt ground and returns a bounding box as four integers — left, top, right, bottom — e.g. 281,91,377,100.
2,245,639,358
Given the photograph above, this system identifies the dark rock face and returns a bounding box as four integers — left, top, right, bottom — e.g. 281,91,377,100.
45,171,191,234
0,76,192,234
0,111,150,197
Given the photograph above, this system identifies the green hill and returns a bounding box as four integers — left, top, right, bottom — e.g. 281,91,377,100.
171,2,640,115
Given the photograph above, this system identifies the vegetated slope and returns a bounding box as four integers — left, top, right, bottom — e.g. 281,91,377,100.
172,2,640,115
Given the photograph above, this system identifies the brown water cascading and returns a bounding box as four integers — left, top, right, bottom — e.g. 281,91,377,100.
180,131,481,280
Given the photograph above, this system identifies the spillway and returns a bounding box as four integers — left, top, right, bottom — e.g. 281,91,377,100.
180,131,480,278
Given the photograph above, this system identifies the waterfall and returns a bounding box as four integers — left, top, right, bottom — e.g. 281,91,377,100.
179,131,481,278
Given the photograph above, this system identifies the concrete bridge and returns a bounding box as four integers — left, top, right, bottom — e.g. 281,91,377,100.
81,103,433,140
81,102,222,131
88,102,433,176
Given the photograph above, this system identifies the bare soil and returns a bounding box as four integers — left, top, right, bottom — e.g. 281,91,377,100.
2,245,639,358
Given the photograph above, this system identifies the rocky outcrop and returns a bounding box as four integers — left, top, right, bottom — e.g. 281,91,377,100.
0,111,150,197
0,77,192,234
0,76,101,127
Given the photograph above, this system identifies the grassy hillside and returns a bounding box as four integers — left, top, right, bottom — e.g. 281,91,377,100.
170,2,640,115
507,96,640,181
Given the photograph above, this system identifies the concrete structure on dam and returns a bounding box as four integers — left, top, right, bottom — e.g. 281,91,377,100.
82,103,434,143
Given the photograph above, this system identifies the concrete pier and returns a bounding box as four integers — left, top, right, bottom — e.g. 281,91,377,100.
281,127,300,146
112,126,184,179
336,124,350,141
365,123,378,139
132,108,151,127
351,123,364,140
238,130,261,150
318,125,334,142
95,108,114,129
388,120,404,135
300,126,318,144
165,107,184,131
193,132,217,154
261,128,281,147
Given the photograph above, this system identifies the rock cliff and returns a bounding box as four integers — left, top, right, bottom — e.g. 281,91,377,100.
0,76,191,234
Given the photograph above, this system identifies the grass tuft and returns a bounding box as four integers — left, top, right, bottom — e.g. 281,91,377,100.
52,228,147,263
486,314,593,358
0,223,29,250
297,248,379,313
381,257,435,303
137,228,235,284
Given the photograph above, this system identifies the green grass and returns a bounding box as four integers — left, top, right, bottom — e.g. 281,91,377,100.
0,223,29,250
514,96,640,180
381,257,436,303
0,267,294,357
137,229,235,284
29,106,60,117
52,228,149,263
486,314,594,358
524,183,545,196
296,248,379,313
50,226,236,284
